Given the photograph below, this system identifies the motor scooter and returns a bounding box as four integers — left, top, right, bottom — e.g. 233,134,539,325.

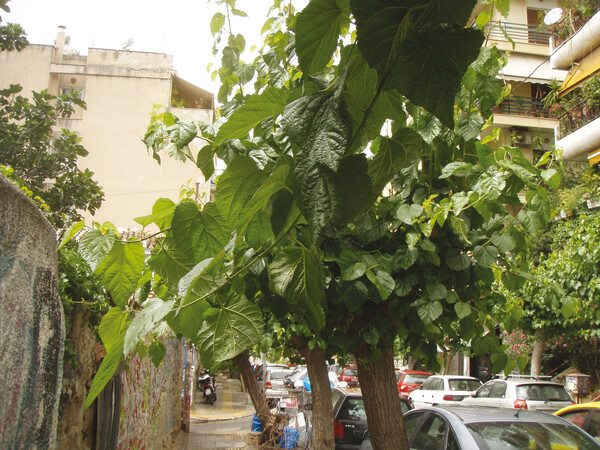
197,369,217,405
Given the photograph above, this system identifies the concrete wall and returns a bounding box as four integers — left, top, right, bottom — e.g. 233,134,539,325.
0,175,65,449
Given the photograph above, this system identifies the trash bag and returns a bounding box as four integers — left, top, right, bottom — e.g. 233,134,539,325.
278,426,299,449
251,414,263,432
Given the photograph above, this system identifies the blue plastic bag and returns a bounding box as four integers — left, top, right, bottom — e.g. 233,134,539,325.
251,414,263,432
278,426,299,449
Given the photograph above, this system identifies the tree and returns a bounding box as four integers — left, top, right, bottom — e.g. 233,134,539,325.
68,0,558,448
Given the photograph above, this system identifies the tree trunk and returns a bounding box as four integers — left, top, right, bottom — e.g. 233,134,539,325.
357,346,409,450
305,345,335,449
233,352,273,427
530,332,547,376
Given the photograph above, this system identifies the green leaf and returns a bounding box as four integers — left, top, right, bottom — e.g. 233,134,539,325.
445,251,470,271
491,232,515,253
210,12,226,35
561,296,580,319
337,249,367,281
473,245,498,268
517,209,543,235
95,240,146,309
171,200,230,264
426,283,447,301
296,0,350,75
396,204,424,224
417,300,443,323
215,155,265,228
340,280,369,312
167,298,211,341
134,198,176,229
168,121,197,147
147,235,194,288
541,168,560,190
395,246,418,270
215,88,289,143
368,130,422,195
363,327,380,345
268,246,326,331
454,301,471,319
457,113,484,142
366,269,395,300
395,273,418,297
79,229,116,272
197,145,215,180
98,307,129,354
450,216,471,243
472,334,497,355
495,0,510,17
58,220,85,249
439,162,473,179
149,340,166,367
491,352,508,374
474,171,506,197
123,298,175,356
84,331,125,410
196,298,264,363
393,25,482,127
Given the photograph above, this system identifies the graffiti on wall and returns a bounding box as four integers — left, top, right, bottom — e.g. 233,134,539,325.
0,175,65,449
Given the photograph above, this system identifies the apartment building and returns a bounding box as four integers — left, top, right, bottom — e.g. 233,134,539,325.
549,10,600,164
0,27,214,229
471,0,568,162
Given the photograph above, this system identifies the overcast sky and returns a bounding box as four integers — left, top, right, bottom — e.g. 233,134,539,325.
4,0,306,95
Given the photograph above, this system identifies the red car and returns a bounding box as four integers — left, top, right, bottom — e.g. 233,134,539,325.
338,366,359,387
396,370,432,397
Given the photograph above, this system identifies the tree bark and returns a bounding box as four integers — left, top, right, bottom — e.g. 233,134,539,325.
233,351,273,427
305,345,335,449
530,332,547,376
357,346,409,450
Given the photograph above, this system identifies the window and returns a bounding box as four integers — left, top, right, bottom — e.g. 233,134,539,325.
338,398,366,422
411,414,448,450
489,382,507,399
475,383,493,398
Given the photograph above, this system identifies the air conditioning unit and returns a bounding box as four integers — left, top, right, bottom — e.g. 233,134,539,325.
511,130,532,146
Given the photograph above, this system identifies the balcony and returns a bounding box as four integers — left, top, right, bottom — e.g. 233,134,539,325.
556,99,600,139
492,96,553,119
483,22,551,46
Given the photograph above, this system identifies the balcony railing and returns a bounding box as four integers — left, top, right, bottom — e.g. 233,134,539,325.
483,22,551,45
492,96,554,119
556,99,600,139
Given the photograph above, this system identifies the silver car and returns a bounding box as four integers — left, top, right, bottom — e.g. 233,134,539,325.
461,375,574,412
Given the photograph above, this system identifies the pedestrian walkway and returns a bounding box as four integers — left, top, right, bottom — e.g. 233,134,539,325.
176,374,256,449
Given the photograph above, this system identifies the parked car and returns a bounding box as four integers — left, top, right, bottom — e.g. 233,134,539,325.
409,375,481,408
396,370,433,398
555,402,600,441
461,375,574,412
338,366,359,387
401,406,600,449
331,387,411,449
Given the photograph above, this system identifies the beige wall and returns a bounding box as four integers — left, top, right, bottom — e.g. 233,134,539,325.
0,43,214,230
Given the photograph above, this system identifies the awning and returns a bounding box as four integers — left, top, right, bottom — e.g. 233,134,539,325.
559,46,600,97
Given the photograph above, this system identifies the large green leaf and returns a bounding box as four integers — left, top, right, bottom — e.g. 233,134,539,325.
366,269,395,300
215,88,289,143
268,246,326,330
134,198,176,229
98,307,129,354
95,240,145,309
281,91,350,172
368,129,422,195
167,298,211,341
473,245,499,268
171,200,230,264
215,155,265,228
123,298,175,356
84,330,125,410
340,280,369,312
58,220,85,249
147,235,194,288
296,0,350,75
79,228,116,272
196,298,264,364
168,121,197,147
352,0,483,127
416,300,443,323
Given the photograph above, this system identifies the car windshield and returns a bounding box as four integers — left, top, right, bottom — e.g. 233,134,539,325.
516,384,571,401
467,421,598,449
403,374,430,384
289,368,307,381
344,369,358,377
449,379,482,391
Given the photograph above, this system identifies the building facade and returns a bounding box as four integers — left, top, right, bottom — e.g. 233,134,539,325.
471,0,568,163
0,27,214,229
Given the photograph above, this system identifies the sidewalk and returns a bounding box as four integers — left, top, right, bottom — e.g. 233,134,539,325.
176,374,256,449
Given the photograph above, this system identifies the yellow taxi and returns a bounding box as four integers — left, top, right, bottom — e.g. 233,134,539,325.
554,402,600,442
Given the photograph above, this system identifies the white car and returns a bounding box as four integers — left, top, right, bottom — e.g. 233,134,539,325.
408,375,482,408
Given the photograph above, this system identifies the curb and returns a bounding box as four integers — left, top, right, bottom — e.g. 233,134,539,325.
190,410,256,423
